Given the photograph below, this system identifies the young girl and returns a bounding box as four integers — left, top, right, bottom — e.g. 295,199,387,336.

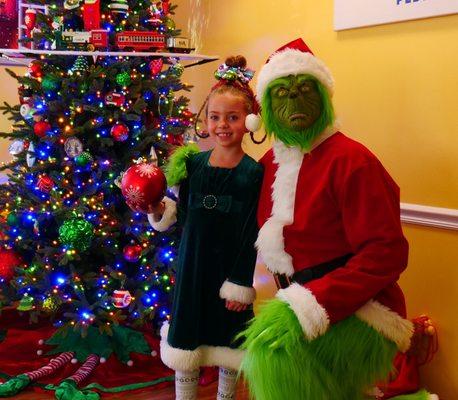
147,56,264,400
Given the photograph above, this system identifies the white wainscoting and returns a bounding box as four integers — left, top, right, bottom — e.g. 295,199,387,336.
401,203,458,231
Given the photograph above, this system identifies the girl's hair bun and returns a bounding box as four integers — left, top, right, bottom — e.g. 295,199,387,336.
225,55,247,69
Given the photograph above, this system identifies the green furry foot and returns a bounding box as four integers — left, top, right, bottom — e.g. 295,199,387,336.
390,389,437,400
239,299,397,400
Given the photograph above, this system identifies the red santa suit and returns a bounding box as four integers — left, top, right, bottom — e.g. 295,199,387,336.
256,129,413,352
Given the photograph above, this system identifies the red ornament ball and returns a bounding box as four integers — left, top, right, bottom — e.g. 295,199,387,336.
149,59,163,76
121,163,166,213
0,249,22,283
34,121,51,138
28,60,43,78
123,243,143,262
166,133,184,146
110,123,129,142
37,175,55,193
112,289,132,308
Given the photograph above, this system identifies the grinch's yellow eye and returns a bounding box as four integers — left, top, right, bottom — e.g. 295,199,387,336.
276,87,288,97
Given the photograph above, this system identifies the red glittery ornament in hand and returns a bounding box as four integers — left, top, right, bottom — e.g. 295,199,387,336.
121,162,166,213
123,243,143,262
34,121,51,137
37,174,55,193
110,122,129,142
0,249,22,283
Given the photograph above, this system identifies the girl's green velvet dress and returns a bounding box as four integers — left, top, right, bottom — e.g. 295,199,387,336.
167,150,263,354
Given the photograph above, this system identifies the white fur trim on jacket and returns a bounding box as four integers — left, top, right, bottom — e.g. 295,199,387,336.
147,197,177,232
159,323,244,372
257,49,334,101
276,283,330,341
256,126,339,277
255,141,303,276
219,280,256,305
355,300,414,352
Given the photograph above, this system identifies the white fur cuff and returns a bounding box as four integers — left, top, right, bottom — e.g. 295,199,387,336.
355,300,414,352
276,283,330,341
219,280,256,305
160,323,244,372
147,197,177,232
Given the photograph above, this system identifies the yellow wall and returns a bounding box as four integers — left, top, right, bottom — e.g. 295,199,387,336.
0,67,25,172
174,0,458,396
0,1,457,396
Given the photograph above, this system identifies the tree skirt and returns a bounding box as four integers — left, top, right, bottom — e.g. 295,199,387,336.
0,309,174,397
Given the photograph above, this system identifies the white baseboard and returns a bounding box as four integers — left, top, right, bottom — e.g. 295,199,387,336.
401,202,458,231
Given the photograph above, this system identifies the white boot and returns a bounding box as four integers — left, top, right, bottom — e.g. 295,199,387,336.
175,369,199,400
216,367,237,399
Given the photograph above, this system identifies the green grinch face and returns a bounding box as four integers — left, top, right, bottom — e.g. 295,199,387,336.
269,75,323,131
261,74,334,151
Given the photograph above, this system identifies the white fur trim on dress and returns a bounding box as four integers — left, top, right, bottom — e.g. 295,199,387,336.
276,283,330,341
257,49,334,102
219,280,256,305
147,197,177,232
355,300,414,352
160,323,244,372
255,141,303,276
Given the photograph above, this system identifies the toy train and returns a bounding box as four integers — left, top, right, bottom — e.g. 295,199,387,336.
57,29,193,53
59,29,108,51
115,31,166,51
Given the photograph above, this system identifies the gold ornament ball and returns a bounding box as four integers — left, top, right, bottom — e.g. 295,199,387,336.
42,296,62,313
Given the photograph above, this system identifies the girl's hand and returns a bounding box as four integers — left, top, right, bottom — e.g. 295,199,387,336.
225,300,248,312
147,201,166,216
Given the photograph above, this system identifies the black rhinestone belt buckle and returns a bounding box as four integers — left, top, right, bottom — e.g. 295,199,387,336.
202,194,218,209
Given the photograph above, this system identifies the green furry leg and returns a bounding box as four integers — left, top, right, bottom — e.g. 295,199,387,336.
390,389,435,400
238,299,397,400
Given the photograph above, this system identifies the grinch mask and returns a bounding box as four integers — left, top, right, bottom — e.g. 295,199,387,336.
261,74,334,151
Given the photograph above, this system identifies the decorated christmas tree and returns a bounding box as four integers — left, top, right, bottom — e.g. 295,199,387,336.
0,0,198,375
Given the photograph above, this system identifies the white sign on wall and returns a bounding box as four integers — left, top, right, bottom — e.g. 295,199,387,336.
334,0,458,31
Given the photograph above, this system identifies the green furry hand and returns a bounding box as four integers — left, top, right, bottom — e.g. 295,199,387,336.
238,298,304,355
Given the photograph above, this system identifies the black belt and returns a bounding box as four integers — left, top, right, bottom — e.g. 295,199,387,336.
274,254,353,289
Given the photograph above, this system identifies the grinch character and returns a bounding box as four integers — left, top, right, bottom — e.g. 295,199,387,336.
239,39,438,400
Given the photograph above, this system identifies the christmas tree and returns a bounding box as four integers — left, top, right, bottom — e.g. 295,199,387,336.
0,0,196,364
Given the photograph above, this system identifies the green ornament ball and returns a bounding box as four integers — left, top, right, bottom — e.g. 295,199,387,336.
116,71,131,87
41,75,60,92
74,151,93,167
170,63,184,77
7,212,19,226
58,217,94,251
165,17,176,31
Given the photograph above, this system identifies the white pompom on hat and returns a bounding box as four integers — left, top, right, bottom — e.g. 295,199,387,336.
245,112,262,133
256,38,335,103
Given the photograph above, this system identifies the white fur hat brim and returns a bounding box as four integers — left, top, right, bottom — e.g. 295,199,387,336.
256,49,334,102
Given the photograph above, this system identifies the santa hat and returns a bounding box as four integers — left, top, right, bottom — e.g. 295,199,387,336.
256,38,335,103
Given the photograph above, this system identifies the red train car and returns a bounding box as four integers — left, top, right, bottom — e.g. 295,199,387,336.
115,31,166,51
